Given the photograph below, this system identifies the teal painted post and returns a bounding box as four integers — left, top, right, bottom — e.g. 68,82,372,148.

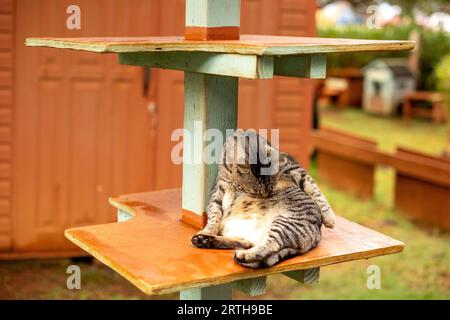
182,72,238,227
180,284,233,300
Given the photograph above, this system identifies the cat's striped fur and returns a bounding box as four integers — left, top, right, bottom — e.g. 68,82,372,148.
191,130,336,268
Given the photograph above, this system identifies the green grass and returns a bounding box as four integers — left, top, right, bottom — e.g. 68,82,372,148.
254,107,450,300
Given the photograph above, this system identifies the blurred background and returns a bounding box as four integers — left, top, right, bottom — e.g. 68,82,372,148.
0,0,449,299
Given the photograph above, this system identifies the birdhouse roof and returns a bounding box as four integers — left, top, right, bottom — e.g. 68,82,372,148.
364,58,414,78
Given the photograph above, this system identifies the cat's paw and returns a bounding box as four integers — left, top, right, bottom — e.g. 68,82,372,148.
234,249,260,264
234,250,263,268
191,234,215,248
322,208,336,229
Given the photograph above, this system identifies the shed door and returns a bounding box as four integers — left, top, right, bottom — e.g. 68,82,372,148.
0,0,14,252
13,0,160,252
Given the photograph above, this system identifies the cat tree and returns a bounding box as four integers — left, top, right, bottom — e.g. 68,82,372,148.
27,0,413,299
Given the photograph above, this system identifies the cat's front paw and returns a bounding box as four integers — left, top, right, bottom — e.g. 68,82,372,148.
191,234,215,248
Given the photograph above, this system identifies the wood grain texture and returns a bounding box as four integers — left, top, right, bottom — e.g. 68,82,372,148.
65,189,404,296
26,35,415,55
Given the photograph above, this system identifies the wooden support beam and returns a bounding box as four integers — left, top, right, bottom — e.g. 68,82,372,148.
120,52,327,80
274,54,327,79
181,277,266,299
117,209,133,223
119,52,274,79
182,72,238,228
234,276,267,296
185,0,241,40
283,268,320,284
180,283,233,300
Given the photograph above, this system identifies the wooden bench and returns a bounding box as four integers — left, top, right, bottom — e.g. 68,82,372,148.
313,128,450,232
402,91,447,124
312,127,381,199
327,68,364,108
65,189,404,297
394,147,450,232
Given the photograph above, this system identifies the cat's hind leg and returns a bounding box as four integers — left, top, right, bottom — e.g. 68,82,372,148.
192,234,253,249
233,237,282,268
285,159,336,228
234,216,321,268
235,248,301,268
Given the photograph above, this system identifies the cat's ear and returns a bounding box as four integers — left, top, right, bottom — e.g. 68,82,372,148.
279,152,289,165
263,145,283,165
222,131,247,165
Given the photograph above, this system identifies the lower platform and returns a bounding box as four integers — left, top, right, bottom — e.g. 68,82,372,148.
65,189,404,295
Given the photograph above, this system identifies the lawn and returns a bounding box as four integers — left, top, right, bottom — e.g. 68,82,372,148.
1,107,449,300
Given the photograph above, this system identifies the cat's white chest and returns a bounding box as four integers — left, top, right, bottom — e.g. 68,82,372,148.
220,192,273,245
221,214,268,245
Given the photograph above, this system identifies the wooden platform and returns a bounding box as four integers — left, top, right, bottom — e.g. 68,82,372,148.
26,35,414,55
65,189,404,295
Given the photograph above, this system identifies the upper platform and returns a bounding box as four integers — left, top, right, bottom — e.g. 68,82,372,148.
65,189,404,296
26,35,414,55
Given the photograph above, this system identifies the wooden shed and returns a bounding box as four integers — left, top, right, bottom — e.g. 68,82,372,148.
363,58,416,115
0,0,316,259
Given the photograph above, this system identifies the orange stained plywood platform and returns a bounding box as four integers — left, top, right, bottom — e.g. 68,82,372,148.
25,35,414,55
65,189,404,296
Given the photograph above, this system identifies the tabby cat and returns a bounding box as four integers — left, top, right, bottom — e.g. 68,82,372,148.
191,130,335,268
